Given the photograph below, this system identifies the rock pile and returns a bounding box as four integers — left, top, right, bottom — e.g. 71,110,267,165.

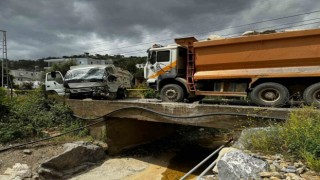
209,148,319,180
249,152,319,180
217,150,269,179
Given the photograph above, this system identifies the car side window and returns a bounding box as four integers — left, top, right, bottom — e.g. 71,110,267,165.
47,72,63,84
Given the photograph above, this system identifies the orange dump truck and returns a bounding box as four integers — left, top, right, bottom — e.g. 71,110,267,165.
144,28,320,107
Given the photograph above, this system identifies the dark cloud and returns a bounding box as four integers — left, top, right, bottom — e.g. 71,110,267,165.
0,0,319,59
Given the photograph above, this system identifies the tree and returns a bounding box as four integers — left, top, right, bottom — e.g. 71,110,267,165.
20,82,34,90
48,59,77,76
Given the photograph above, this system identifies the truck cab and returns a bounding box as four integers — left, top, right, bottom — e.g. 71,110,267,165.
144,44,190,102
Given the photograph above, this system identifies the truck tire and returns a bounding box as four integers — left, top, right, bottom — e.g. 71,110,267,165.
303,82,320,107
249,82,289,107
160,84,184,102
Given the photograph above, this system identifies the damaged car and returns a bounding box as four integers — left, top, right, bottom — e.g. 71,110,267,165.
45,65,133,99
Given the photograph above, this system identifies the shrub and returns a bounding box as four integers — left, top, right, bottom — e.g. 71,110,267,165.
0,89,88,143
244,107,320,172
241,127,283,154
19,82,34,90
0,87,6,103
0,87,10,119
143,88,158,98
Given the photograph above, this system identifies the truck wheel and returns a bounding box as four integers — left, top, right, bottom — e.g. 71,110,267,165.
303,82,320,107
160,84,184,102
249,82,289,107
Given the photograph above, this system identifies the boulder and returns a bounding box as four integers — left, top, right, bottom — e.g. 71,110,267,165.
22,149,32,155
38,141,106,179
217,150,269,180
212,147,238,174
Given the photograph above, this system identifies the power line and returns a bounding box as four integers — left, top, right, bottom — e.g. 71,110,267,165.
85,9,320,55
83,0,294,49
73,2,256,48
104,20,320,56
198,17,320,40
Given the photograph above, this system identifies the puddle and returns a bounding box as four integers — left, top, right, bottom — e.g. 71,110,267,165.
161,144,216,180
119,126,229,180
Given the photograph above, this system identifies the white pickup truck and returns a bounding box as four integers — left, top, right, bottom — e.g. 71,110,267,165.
45,65,133,99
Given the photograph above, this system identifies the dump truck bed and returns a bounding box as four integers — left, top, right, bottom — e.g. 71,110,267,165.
193,29,320,80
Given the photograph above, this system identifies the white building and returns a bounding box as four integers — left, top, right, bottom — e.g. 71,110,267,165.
10,69,43,86
44,58,113,69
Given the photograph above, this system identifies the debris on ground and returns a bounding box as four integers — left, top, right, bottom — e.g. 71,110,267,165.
211,147,320,180
1,163,32,180
0,143,65,174
22,149,32,155
38,141,106,179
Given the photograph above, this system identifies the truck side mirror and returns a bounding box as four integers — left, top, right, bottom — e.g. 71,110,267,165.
50,71,57,79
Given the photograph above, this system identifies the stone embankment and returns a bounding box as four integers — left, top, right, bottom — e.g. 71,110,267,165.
209,148,319,180
207,128,320,180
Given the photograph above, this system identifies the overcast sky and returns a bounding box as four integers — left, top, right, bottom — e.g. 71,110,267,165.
0,0,320,60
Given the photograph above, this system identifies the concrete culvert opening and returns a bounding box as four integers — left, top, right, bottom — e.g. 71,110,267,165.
81,122,231,180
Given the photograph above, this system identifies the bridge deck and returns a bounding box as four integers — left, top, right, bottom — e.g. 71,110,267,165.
66,99,291,129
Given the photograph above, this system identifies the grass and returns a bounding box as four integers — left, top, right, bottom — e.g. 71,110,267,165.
0,88,91,144
243,107,320,172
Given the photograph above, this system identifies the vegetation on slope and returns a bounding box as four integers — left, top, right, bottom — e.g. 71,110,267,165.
244,107,320,171
0,88,88,144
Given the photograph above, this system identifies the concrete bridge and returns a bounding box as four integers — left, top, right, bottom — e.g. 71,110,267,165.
66,99,291,153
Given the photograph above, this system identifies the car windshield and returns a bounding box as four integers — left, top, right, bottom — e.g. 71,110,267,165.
65,68,105,80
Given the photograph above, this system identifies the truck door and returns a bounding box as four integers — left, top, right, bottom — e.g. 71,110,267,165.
144,50,172,84
45,71,65,95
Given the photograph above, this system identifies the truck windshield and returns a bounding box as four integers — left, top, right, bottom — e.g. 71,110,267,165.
149,51,156,64
64,68,105,80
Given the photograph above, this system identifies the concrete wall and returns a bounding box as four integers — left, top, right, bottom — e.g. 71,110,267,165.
66,99,291,153
87,117,175,154
66,99,290,129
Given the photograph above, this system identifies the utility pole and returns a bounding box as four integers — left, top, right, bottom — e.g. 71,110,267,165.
0,30,7,87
